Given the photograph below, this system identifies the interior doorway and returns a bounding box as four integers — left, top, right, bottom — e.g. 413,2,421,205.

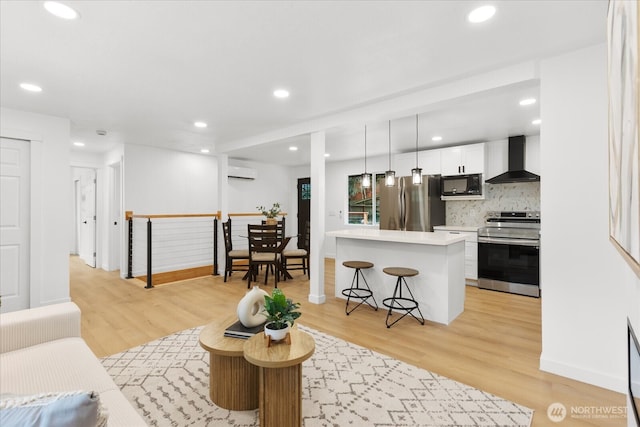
73,167,97,268
297,177,310,249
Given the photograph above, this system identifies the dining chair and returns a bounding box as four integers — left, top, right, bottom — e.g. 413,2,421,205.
282,220,310,279
261,217,285,275
247,224,281,288
222,219,250,282
261,217,285,243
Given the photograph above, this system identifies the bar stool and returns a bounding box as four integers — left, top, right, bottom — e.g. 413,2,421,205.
341,261,379,315
382,267,425,328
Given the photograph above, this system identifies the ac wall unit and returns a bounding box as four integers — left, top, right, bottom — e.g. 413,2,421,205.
228,166,257,180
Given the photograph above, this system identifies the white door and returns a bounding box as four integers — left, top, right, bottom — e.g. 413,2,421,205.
0,137,30,312
78,169,97,268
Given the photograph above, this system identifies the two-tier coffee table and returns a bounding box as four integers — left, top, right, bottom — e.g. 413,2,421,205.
198,315,259,410
243,329,315,427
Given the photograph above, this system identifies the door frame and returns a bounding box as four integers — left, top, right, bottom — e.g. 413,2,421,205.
108,160,122,272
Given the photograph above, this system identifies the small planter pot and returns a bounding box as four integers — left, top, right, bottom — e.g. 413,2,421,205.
265,218,278,226
264,322,290,342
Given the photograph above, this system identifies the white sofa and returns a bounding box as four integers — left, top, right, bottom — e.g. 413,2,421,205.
0,302,147,426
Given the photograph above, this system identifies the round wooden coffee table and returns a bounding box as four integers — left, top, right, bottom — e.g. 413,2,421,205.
198,315,259,410
243,328,315,427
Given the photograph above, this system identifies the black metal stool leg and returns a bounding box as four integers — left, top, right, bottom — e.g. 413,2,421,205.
343,267,379,315
383,276,424,328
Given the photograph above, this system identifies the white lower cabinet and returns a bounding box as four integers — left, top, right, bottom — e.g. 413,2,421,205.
433,226,478,283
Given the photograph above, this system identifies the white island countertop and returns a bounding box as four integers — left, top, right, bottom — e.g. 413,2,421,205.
326,228,466,246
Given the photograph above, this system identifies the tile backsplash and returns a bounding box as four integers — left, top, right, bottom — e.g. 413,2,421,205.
445,182,540,226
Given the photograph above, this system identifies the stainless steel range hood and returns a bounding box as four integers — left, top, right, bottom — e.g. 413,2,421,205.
486,135,540,184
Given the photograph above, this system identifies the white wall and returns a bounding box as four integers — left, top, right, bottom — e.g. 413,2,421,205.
227,159,293,217
0,108,71,308
539,43,628,392
124,144,219,214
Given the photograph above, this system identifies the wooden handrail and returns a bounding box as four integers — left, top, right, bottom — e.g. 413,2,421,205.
228,212,287,217
125,211,287,220
126,211,222,220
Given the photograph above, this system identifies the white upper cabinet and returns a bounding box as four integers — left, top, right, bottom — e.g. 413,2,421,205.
440,143,485,176
392,149,442,177
419,148,441,175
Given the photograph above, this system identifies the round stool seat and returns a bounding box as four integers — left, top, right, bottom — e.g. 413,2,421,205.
383,267,418,277
343,261,374,269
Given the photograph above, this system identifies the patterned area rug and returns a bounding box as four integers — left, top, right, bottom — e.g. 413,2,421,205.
101,325,533,427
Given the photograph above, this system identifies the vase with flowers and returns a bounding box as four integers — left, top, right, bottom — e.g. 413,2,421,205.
257,202,281,225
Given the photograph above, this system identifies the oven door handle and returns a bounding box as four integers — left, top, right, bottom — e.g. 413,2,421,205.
478,237,540,247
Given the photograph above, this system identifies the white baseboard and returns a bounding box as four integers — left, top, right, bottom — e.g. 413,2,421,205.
308,293,326,304
539,354,626,394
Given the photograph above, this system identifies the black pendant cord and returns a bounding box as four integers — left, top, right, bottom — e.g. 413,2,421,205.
364,125,368,173
388,121,391,170
415,115,419,168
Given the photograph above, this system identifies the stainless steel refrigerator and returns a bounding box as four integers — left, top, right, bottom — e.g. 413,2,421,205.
379,175,445,231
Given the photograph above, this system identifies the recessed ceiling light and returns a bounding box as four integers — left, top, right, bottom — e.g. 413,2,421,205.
467,5,496,23
19,82,42,92
324,153,330,157
519,98,537,106
289,146,298,151
194,121,207,128
43,1,79,20
73,141,85,147
431,136,443,142
273,89,290,99
200,148,210,154
532,119,542,125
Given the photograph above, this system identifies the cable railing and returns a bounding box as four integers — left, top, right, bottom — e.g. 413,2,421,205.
126,211,221,288
125,211,288,288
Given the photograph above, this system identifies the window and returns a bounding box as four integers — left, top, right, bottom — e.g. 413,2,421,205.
347,173,385,225
301,183,311,200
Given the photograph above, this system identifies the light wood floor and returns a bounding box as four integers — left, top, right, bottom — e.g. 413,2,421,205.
70,256,625,427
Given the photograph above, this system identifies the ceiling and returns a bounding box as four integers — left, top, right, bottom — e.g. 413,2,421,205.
0,1,607,166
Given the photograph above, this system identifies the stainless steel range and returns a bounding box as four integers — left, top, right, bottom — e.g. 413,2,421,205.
477,211,540,297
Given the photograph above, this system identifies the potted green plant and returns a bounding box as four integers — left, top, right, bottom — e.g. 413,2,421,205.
262,288,301,341
257,202,281,225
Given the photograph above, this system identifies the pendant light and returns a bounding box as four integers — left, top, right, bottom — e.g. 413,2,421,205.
361,125,372,188
411,114,422,184
385,120,396,186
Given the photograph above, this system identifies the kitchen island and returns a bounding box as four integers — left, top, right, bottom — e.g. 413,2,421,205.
326,228,466,325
